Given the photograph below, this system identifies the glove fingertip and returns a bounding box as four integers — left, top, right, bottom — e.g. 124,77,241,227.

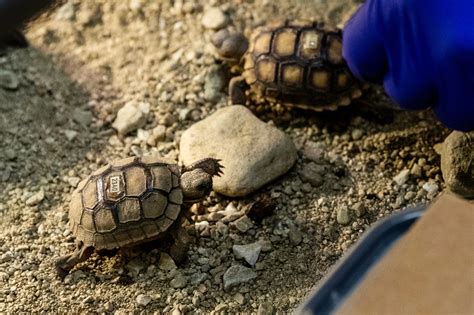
342,3,387,83
434,104,474,132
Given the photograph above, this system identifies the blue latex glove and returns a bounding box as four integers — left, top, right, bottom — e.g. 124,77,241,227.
343,0,474,132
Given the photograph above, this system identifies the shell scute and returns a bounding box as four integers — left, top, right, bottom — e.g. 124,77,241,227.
142,192,167,219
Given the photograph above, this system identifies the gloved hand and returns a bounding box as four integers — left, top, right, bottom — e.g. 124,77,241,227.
342,0,474,132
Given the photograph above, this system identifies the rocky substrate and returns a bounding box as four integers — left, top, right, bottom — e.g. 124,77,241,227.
0,0,457,313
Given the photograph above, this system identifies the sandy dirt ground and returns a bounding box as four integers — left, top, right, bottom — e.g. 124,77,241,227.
0,0,449,313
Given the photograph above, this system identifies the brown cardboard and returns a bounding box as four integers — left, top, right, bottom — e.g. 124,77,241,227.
337,193,474,315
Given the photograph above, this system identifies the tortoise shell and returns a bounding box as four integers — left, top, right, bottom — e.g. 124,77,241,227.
69,155,183,250
242,21,362,111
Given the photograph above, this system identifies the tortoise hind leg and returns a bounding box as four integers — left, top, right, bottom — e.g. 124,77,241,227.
55,241,94,279
229,76,248,105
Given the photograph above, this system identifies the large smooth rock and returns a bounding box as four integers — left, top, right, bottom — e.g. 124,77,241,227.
179,105,297,197
440,131,474,198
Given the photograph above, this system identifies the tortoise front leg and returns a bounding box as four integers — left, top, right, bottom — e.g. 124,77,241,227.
168,222,191,265
229,76,248,105
55,241,94,279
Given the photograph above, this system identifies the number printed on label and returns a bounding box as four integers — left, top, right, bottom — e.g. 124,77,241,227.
109,176,122,193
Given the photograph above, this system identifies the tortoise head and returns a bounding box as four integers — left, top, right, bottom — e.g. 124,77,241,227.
180,158,223,203
212,29,249,63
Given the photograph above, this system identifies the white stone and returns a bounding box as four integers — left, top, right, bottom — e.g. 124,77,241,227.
136,294,151,306
422,181,439,195
337,207,351,225
64,129,78,141
68,177,81,188
112,101,150,135
351,128,364,140
25,190,45,206
393,169,410,186
55,1,75,21
152,125,166,142
129,0,142,10
158,253,177,271
201,7,228,30
179,105,297,197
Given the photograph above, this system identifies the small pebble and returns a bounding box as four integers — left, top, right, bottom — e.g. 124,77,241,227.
136,294,151,306
337,207,351,225
302,141,325,162
55,1,75,20
223,264,257,290
25,190,45,206
422,180,439,197
233,293,245,305
257,302,274,315
232,242,262,266
68,177,81,188
410,163,422,178
288,228,303,246
352,202,365,217
231,215,254,233
112,102,150,135
393,169,410,186
299,162,324,187
72,108,93,127
351,129,364,140
201,7,228,30
0,70,19,90
158,253,177,271
170,272,187,289
64,129,78,141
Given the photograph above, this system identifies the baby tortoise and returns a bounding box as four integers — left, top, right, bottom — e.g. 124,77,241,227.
212,20,363,111
56,155,222,278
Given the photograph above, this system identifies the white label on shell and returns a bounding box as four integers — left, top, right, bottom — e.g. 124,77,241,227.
109,176,122,193
303,33,319,50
